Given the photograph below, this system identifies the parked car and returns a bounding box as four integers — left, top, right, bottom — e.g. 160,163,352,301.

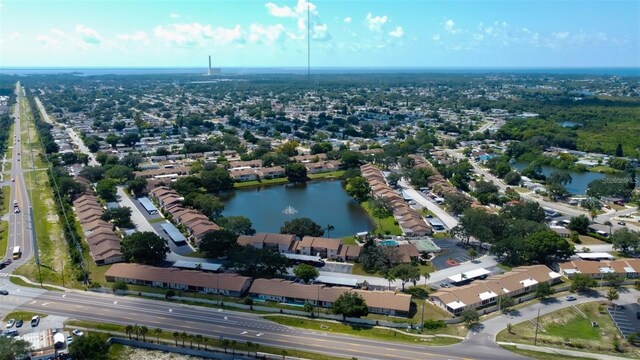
5,319,15,328
72,329,84,336
3,329,18,337
0,290,9,295
618,221,626,226
15,320,23,328
565,295,577,301
30,316,40,327
14,208,19,213
66,336,74,345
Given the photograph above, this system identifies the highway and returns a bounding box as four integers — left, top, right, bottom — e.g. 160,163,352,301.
0,83,36,275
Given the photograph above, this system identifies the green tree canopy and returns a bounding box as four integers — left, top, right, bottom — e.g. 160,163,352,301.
611,228,640,255
390,263,421,291
101,207,134,228
0,336,32,360
199,230,239,258
345,176,371,203
201,167,234,192
284,163,308,182
217,216,256,235
69,334,111,360
568,215,590,235
95,178,118,201
293,263,320,283
122,232,169,265
570,274,597,292
280,217,324,239
333,292,368,320
228,247,289,277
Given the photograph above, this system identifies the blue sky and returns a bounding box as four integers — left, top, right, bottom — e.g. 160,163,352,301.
0,0,638,68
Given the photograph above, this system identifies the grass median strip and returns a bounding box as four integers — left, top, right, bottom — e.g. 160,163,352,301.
500,345,591,360
3,311,47,322
264,315,461,346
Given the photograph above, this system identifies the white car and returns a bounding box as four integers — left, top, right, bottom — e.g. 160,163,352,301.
72,329,84,336
565,295,577,301
5,319,15,328
66,335,74,345
13,200,17,205
14,208,19,213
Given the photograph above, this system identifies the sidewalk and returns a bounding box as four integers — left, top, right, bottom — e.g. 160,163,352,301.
498,342,631,360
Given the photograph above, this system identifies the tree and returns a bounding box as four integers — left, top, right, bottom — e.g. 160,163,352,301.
499,296,515,312
125,325,134,339
184,193,225,220
195,334,203,350
105,164,134,182
105,134,120,149
180,332,187,347
615,143,623,157
69,334,111,360
468,248,478,262
112,280,129,292
284,162,308,182
217,216,256,235
127,177,148,197
121,133,140,147
0,336,32,360
310,142,333,155
503,171,522,186
332,292,369,320
359,244,402,274
345,176,371,203
172,176,203,195
390,264,421,291
101,207,134,228
604,273,625,289
571,274,597,292
607,288,619,303
280,217,324,239
611,228,640,255
568,215,590,235
444,193,472,215
294,263,319,283
95,178,118,201
199,230,239,258
201,167,234,192
604,220,613,235
303,302,314,314
173,331,180,346
369,196,393,230
122,232,169,265
228,246,289,277
522,230,574,264
535,282,553,300
154,328,163,344
140,325,148,342
80,166,106,182
340,151,364,169
460,308,479,326
548,171,573,186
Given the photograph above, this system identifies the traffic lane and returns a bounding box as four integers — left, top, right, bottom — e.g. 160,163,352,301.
20,291,498,360
17,301,474,360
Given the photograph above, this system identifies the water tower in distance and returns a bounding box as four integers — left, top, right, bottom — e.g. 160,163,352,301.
207,55,221,75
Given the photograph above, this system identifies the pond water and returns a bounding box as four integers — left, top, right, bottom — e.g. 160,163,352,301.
560,121,581,128
219,180,374,237
512,161,624,194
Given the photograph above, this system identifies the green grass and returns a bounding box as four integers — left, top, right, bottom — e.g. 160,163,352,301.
233,177,288,188
576,235,608,246
2,185,10,215
264,315,461,346
9,275,61,291
308,170,345,179
589,166,622,174
361,201,403,236
148,217,167,224
341,236,357,245
500,345,592,360
497,302,638,357
3,162,10,171
3,311,47,322
496,263,513,272
0,221,8,260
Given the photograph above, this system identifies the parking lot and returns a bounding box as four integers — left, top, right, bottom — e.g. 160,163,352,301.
609,302,640,338
431,239,484,270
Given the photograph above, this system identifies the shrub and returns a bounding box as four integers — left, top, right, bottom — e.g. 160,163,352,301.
422,320,446,330
243,297,254,305
165,290,176,299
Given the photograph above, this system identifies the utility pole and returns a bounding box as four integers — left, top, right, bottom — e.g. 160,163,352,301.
216,274,220,307
533,309,541,346
420,303,425,330
61,259,65,287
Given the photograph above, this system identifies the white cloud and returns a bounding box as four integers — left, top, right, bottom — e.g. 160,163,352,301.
154,23,244,47
265,0,317,18
366,12,388,32
248,23,285,44
472,33,484,41
37,34,60,47
75,24,102,45
312,23,330,40
344,16,352,24
444,19,461,34
388,26,403,38
170,13,180,19
432,34,441,41
553,31,569,40
117,31,149,44
9,32,19,41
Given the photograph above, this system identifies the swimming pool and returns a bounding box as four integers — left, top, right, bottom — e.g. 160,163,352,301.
380,240,399,246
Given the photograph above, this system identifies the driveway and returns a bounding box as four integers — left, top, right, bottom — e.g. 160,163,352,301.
398,180,459,229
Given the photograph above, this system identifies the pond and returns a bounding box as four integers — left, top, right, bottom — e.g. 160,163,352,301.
512,161,624,194
219,180,374,238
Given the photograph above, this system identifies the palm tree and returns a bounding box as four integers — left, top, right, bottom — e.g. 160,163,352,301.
468,248,478,262
203,337,209,351
188,334,195,348
589,208,598,221
195,334,203,350
140,325,148,342
181,332,187,347
133,324,141,340
173,331,179,346
607,288,619,303
125,325,134,340
423,271,430,286
154,328,162,344
384,271,396,290
326,224,335,238
604,220,613,235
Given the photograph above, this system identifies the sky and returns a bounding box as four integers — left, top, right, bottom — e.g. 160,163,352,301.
0,0,638,68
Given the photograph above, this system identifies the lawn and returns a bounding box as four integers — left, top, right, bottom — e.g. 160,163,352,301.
500,345,592,360
589,166,622,174
576,235,609,246
341,235,357,245
233,177,289,189
308,170,345,180
0,221,8,260
264,315,461,346
9,276,61,291
3,161,10,171
361,201,403,236
497,302,639,357
2,185,10,215
3,311,47,322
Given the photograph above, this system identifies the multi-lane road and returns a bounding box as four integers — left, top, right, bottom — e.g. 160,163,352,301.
0,83,36,275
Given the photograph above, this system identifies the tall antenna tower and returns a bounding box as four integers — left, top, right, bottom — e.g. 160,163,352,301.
208,55,212,76
307,2,310,79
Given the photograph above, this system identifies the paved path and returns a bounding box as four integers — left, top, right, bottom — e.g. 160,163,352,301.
398,179,459,229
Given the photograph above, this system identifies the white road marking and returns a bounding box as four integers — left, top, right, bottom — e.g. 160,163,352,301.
169,309,173,312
